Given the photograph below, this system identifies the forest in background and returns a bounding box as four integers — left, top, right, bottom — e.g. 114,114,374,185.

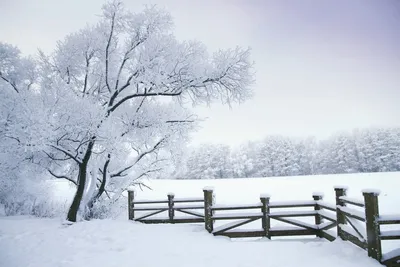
174,127,400,179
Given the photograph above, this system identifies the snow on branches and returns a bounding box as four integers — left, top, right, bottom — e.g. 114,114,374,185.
0,1,254,222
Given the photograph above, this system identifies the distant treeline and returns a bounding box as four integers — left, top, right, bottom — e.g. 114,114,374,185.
173,127,400,179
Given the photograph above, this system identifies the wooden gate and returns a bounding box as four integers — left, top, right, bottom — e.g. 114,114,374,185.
128,192,204,224
336,188,368,249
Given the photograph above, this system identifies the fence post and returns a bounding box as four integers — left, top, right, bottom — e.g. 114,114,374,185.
168,193,175,223
313,192,324,238
203,187,214,233
128,189,135,220
260,194,271,239
334,186,347,239
363,190,382,262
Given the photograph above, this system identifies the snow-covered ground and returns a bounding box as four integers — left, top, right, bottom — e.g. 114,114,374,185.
1,172,399,267
0,217,382,267
133,172,399,213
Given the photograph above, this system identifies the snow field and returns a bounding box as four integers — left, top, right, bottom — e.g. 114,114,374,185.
10,171,397,267
0,217,382,267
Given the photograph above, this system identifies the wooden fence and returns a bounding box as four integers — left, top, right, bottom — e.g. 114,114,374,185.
128,192,204,224
128,186,400,266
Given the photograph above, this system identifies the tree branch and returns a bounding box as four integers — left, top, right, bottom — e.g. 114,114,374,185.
49,145,81,164
108,71,137,108
47,169,77,186
105,12,116,93
108,91,182,115
0,73,19,93
110,162,134,178
94,154,110,200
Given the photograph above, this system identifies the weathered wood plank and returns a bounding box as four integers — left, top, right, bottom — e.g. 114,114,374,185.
132,200,168,204
269,200,316,208
168,194,174,222
363,191,382,261
382,248,400,266
339,228,367,250
318,221,336,231
269,228,316,236
318,210,337,222
381,255,400,267
173,198,204,203
203,188,214,233
212,212,263,220
260,195,270,238
212,217,259,234
272,217,318,230
379,215,400,225
380,230,400,240
317,201,336,212
269,210,317,218
128,190,134,220
339,196,365,208
211,204,262,211
173,204,204,210
138,218,204,224
320,230,336,241
133,206,168,211
176,209,204,218
339,206,366,222
345,216,366,240
335,187,347,240
313,194,323,238
134,209,167,221
214,230,265,238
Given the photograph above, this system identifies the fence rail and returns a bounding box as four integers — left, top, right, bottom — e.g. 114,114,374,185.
128,192,205,224
128,186,400,267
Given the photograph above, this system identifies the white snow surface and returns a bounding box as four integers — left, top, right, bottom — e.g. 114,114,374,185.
2,171,400,267
0,216,382,267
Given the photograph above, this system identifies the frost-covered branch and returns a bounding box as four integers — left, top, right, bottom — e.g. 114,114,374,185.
47,169,77,185
0,73,19,93
49,145,82,164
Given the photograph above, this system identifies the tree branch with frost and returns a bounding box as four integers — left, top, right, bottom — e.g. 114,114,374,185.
105,10,116,93
42,150,73,162
49,145,82,164
47,169,77,185
0,73,19,93
107,91,182,115
109,138,166,178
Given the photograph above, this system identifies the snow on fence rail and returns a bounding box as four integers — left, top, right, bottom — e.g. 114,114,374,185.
128,192,205,224
128,186,400,267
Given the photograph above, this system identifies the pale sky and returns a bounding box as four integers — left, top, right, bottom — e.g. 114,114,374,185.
1,0,400,146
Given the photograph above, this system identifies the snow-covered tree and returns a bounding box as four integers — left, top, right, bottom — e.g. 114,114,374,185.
178,127,400,179
185,143,233,179
0,1,254,222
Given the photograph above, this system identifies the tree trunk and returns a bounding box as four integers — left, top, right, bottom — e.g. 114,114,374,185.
66,139,95,222
85,154,110,220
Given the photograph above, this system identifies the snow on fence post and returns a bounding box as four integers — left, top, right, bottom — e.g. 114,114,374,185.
203,187,214,233
363,190,382,262
168,193,175,222
335,186,347,240
128,189,135,220
313,193,324,238
260,194,271,239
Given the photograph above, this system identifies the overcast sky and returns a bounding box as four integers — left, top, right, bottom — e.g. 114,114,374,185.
1,0,400,146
